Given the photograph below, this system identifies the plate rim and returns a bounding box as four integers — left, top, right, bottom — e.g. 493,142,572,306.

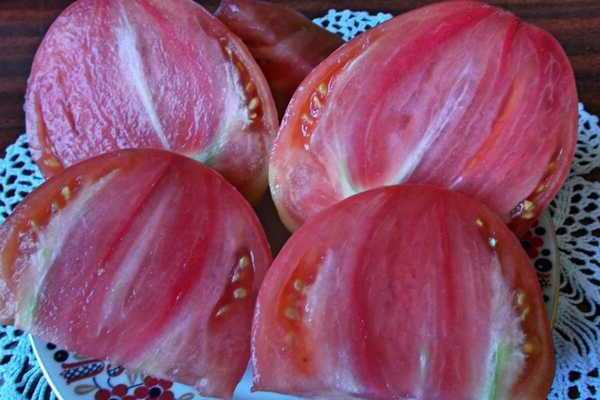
29,334,68,400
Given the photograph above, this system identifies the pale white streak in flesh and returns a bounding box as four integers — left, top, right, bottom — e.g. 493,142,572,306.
16,173,117,328
416,280,433,398
129,210,221,383
130,268,215,391
116,6,170,149
336,162,358,198
131,309,198,381
391,61,476,184
304,250,363,394
480,258,525,400
193,47,247,164
96,182,175,334
326,52,373,199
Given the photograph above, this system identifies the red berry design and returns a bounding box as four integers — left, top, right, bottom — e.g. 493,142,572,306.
144,377,159,387
123,396,136,400
163,392,175,400
136,375,176,399
158,379,173,389
95,389,111,400
112,384,128,397
160,391,175,400
134,386,149,398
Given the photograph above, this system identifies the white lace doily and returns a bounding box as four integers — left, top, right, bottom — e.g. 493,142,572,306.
0,9,598,400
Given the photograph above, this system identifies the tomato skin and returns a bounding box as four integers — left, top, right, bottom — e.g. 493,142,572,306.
252,185,553,399
215,0,343,116
25,0,278,204
0,150,271,399
269,0,577,233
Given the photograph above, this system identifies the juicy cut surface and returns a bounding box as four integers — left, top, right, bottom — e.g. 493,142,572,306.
0,150,271,398
25,0,278,203
270,0,578,232
253,185,554,399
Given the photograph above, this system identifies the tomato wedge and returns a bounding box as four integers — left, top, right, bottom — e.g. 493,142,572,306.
0,150,271,398
253,185,554,399
215,0,343,116
25,0,278,204
270,0,578,232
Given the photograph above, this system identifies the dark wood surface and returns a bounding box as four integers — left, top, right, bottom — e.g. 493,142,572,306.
1,0,600,155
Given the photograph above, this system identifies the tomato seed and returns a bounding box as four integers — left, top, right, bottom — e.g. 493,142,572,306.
245,82,255,95
233,288,247,299
293,279,304,292
284,307,300,320
238,255,250,270
317,83,328,97
215,306,229,318
61,186,71,200
523,338,538,354
248,97,260,112
43,158,61,168
515,290,526,307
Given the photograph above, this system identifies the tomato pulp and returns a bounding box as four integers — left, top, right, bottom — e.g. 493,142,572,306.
215,0,343,116
0,150,271,398
25,0,278,203
253,185,554,399
270,0,577,232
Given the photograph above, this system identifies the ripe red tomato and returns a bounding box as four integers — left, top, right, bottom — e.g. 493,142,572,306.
0,150,271,398
215,0,343,116
253,185,554,399
25,0,278,204
269,0,578,233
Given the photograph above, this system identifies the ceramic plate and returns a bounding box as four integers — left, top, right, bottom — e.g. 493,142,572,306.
30,212,560,400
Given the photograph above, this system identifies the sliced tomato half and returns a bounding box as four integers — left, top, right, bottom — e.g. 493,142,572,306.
0,150,271,398
25,0,278,204
215,0,343,116
269,0,578,232
253,185,554,399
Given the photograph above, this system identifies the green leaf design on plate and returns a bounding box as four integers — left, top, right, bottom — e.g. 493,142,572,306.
74,384,96,395
126,370,140,385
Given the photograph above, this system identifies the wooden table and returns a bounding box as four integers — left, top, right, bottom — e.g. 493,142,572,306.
1,0,600,154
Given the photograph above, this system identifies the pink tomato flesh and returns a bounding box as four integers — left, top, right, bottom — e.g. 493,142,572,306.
0,150,272,398
25,0,278,203
253,185,554,399
270,0,577,232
